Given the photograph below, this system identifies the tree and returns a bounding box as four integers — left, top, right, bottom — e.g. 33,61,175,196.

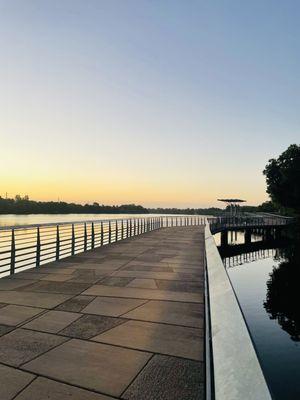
263,144,300,215
258,201,278,213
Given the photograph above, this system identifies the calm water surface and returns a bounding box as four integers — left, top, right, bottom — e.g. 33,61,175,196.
219,228,300,400
0,213,202,227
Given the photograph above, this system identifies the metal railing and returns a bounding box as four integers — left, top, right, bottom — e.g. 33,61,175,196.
207,215,292,234
0,215,205,277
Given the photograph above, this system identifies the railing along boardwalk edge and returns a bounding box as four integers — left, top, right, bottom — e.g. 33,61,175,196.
0,216,206,277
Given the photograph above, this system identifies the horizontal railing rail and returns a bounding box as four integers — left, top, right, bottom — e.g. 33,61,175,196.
207,215,293,234
0,216,205,277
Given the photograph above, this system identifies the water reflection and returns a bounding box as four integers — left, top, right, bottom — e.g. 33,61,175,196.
217,223,300,399
264,224,300,341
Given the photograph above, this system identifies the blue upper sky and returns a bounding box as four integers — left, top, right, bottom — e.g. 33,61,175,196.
0,1,299,207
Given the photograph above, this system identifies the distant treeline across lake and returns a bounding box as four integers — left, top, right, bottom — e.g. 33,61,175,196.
0,195,265,217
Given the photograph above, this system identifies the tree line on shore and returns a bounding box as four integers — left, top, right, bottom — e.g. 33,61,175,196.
0,195,270,216
0,197,148,215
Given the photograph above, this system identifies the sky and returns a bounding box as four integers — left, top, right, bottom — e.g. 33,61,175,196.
0,0,299,208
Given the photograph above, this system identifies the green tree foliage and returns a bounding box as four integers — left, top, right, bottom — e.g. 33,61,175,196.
263,144,300,215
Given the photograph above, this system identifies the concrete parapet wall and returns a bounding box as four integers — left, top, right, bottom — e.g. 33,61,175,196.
205,225,272,400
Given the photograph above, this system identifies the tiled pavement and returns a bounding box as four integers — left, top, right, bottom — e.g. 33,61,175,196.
0,226,205,400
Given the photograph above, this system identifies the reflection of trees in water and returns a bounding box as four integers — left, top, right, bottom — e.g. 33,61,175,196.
264,224,300,341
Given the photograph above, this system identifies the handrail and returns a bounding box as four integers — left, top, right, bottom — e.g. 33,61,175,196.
0,216,205,277
207,215,293,234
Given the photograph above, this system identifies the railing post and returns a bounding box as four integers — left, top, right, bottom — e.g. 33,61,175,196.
84,223,87,251
116,220,118,242
101,222,104,246
56,225,60,261
134,219,136,236
10,229,15,275
71,224,75,255
36,227,40,267
108,221,111,243
91,222,95,249
121,220,124,239
130,219,133,236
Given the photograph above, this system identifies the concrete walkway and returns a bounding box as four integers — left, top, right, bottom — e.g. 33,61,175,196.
0,226,205,400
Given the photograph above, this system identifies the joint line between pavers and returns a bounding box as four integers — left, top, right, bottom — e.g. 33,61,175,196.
16,366,121,400
120,353,155,398
10,374,38,400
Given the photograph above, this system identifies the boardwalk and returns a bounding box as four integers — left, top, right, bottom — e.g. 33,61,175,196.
0,226,205,400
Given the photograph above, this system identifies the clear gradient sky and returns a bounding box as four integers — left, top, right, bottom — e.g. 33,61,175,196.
0,1,299,207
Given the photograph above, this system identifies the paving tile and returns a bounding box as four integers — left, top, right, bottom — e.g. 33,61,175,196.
123,300,203,328
127,279,157,289
55,295,95,312
123,264,173,272
0,291,73,308
0,328,67,366
67,270,101,283
123,354,204,400
12,272,46,280
81,297,146,317
33,267,77,274
23,339,152,397
0,324,14,337
155,279,203,293
20,281,90,295
113,270,191,281
0,305,44,326
23,310,81,333
83,285,202,303
134,255,165,263
0,279,36,291
0,363,35,400
39,274,72,282
60,314,125,339
99,276,134,287
93,320,203,360
14,377,113,400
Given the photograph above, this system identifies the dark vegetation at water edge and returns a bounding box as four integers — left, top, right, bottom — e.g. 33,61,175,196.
147,207,223,215
0,195,270,216
264,223,300,341
148,205,261,215
263,144,300,217
0,196,148,214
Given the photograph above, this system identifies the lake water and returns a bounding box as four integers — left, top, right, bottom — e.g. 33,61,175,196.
0,213,201,227
218,227,300,399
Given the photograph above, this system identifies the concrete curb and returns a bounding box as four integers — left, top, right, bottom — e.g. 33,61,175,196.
205,224,272,400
